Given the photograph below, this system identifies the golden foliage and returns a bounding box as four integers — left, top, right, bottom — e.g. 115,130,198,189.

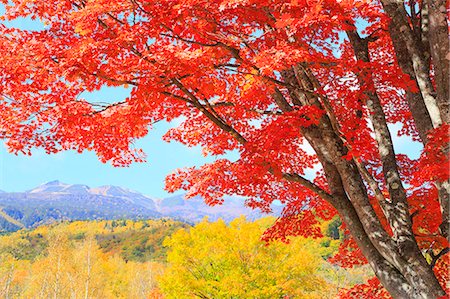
159,217,366,299
0,218,371,298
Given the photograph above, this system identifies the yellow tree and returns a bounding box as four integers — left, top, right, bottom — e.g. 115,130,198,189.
0,253,23,299
159,217,337,299
23,229,72,298
22,229,111,298
127,261,165,299
72,234,111,299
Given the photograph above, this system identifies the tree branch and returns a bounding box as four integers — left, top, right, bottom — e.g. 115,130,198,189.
171,78,247,144
281,173,333,202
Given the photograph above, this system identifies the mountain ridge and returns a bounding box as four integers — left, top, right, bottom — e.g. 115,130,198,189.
0,181,281,231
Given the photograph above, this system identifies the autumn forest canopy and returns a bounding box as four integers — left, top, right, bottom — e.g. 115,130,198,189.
0,216,434,298
0,0,449,298
0,218,375,298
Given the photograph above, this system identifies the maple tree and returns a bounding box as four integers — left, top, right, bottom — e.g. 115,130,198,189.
0,0,448,298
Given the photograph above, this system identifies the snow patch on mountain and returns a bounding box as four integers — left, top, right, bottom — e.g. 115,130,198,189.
27,180,70,193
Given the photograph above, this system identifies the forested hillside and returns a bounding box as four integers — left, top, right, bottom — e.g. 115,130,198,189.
0,217,372,298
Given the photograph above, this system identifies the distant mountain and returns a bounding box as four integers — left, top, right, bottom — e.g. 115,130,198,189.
0,181,281,231
156,194,281,222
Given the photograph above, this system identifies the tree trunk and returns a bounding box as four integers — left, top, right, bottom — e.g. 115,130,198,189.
345,29,446,297
381,0,443,128
277,65,446,298
384,0,450,242
427,0,449,124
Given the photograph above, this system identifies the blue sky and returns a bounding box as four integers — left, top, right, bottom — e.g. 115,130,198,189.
0,5,423,197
